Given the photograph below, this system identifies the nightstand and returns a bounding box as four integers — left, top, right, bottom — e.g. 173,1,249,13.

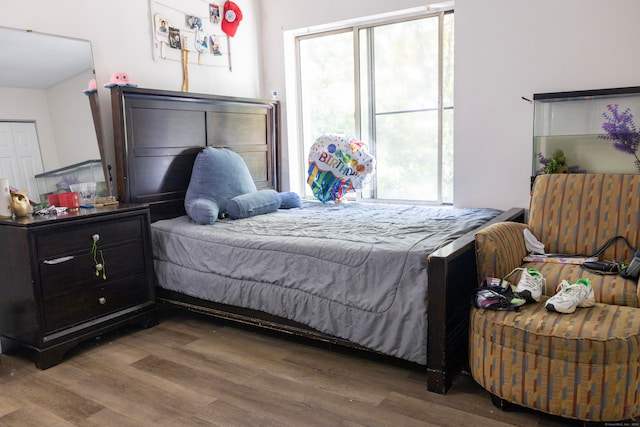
0,204,158,369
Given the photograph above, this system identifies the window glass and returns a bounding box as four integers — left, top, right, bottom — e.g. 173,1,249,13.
299,31,355,178
296,11,453,203
373,18,439,114
375,110,439,200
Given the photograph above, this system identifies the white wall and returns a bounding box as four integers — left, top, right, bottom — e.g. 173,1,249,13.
4,1,639,209
454,0,640,210
47,70,99,168
0,0,262,178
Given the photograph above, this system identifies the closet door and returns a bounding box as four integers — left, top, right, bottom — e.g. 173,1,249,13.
0,121,44,200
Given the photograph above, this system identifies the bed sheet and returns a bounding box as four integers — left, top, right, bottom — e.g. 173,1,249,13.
151,201,501,364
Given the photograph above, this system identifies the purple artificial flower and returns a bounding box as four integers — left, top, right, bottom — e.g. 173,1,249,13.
600,104,640,172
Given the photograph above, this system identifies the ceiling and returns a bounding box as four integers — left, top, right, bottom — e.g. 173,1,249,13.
0,27,94,90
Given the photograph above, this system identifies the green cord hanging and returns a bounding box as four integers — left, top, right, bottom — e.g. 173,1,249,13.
91,236,107,280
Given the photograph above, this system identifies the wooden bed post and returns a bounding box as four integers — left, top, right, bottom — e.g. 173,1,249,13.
426,207,524,394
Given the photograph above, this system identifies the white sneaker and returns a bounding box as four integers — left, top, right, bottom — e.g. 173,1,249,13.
545,278,595,314
512,268,545,302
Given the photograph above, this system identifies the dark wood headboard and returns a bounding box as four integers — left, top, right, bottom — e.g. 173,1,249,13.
110,87,280,222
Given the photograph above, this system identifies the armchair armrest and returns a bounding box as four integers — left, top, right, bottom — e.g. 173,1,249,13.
475,221,528,283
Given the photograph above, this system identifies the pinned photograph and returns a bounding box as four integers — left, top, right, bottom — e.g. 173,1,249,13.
186,15,203,30
195,28,209,53
154,14,171,44
210,35,223,56
209,3,221,24
168,27,182,49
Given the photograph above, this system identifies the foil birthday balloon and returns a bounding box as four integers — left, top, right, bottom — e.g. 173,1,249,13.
307,134,375,202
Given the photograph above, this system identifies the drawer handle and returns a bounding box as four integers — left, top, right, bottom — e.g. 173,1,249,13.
98,297,107,305
91,236,107,280
43,256,74,265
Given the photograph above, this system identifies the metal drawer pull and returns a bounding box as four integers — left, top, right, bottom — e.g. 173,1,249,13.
91,235,107,280
98,297,106,305
43,256,74,265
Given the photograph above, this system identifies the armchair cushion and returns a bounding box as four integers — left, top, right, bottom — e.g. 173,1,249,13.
475,221,528,283
528,174,639,262
523,261,638,306
477,174,640,307
470,300,640,421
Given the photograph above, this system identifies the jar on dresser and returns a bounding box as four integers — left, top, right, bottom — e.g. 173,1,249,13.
0,203,158,369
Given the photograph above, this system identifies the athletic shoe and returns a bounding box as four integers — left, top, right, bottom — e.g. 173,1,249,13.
512,268,545,302
545,278,595,314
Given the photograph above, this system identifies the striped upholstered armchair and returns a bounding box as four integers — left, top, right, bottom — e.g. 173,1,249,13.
470,173,640,422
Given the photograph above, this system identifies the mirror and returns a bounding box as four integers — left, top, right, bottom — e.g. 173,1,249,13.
0,26,105,201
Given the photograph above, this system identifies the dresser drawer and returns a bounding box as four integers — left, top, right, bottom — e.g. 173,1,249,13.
39,241,146,298
0,204,157,369
43,274,150,333
36,216,143,259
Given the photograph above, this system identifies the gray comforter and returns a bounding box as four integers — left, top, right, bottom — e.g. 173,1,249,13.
151,201,500,364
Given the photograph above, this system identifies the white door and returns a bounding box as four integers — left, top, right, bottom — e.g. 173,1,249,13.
0,122,44,202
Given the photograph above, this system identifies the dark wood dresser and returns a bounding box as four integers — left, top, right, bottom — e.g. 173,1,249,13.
0,204,158,368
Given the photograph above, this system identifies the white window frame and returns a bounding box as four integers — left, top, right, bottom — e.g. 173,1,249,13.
283,5,454,204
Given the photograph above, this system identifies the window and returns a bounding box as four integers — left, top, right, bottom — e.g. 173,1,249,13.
295,10,454,203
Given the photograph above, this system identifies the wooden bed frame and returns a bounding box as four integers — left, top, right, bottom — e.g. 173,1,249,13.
110,86,524,394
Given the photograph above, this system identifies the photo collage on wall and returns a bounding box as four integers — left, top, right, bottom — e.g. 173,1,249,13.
151,0,232,68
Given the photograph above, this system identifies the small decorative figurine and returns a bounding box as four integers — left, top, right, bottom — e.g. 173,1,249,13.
103,72,138,88
82,78,97,95
10,190,31,217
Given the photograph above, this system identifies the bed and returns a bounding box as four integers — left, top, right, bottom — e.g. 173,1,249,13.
110,86,524,394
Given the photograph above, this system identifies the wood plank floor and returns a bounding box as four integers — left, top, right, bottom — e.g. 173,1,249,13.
0,309,584,426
